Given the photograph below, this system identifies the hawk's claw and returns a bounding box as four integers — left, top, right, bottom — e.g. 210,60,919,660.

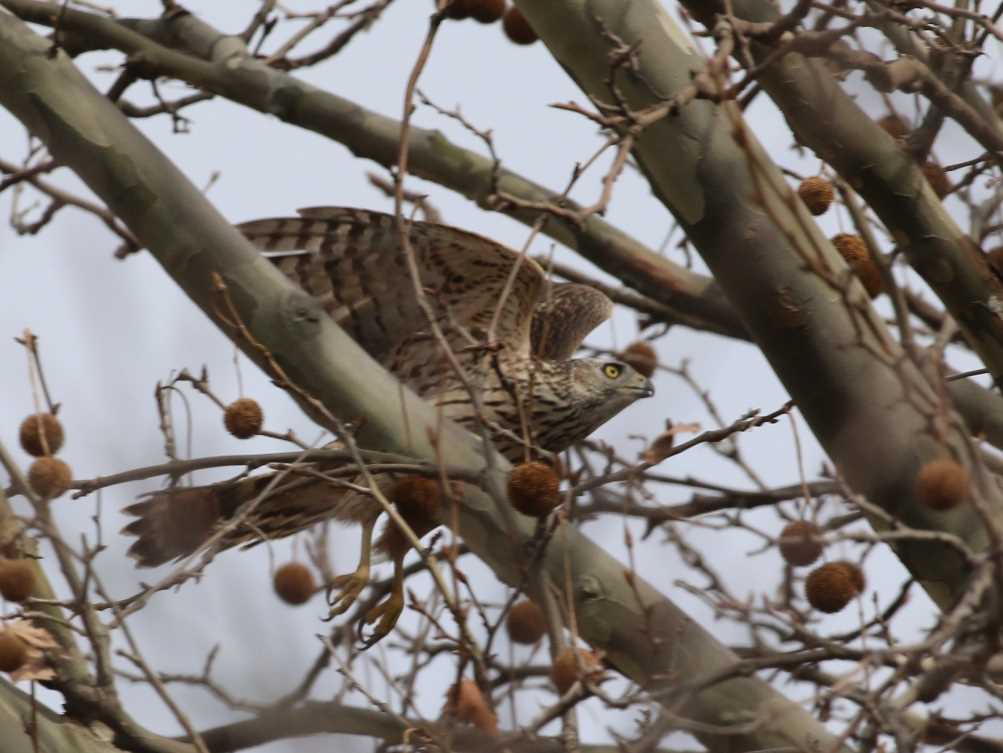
358,589,404,649
324,566,369,620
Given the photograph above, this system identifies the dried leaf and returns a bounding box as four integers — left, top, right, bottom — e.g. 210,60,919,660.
5,619,59,682
642,420,700,463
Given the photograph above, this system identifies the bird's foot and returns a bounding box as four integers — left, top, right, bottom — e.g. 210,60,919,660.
359,589,404,648
324,565,369,620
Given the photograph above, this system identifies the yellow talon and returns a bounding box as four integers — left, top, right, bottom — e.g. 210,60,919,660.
324,519,375,620
325,566,370,618
359,551,405,648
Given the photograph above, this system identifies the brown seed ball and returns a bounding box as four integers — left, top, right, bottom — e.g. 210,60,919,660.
502,6,537,44
507,462,561,517
619,341,657,378
550,647,602,695
877,113,909,140
392,476,443,522
224,398,263,439
915,458,969,511
446,679,499,736
778,521,824,567
797,177,835,216
18,413,64,457
831,234,882,298
506,599,546,644
805,561,863,613
0,632,28,673
469,0,505,23
273,562,315,605
831,560,866,594
987,247,1003,278
921,162,951,199
441,0,474,19
27,457,72,499
0,560,35,602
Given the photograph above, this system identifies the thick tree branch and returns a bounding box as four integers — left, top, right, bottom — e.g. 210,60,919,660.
513,0,1002,609
685,0,1003,386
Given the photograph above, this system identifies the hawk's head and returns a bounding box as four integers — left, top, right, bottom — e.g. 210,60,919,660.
549,358,654,445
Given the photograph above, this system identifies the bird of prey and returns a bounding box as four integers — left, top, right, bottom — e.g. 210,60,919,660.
123,207,654,642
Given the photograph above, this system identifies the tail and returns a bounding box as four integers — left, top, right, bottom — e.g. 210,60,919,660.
121,473,366,567
121,477,270,567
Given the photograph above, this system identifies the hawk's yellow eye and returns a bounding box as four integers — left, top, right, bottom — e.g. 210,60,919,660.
603,363,622,379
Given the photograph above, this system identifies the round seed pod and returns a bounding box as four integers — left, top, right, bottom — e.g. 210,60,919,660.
550,647,603,695
469,0,505,23
507,462,561,517
915,458,969,511
0,631,28,673
797,177,835,216
19,413,64,457
27,457,72,499
442,0,473,19
445,679,498,736
877,113,909,139
224,398,263,439
273,562,316,605
921,162,951,199
502,6,537,44
506,599,546,644
986,246,1003,278
0,560,35,603
778,521,824,567
831,234,882,298
392,476,443,521
619,341,657,378
805,560,864,613
832,560,866,594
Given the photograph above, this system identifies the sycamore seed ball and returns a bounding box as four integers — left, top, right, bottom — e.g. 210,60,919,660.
18,413,64,457
0,560,35,603
551,647,602,695
831,560,866,594
831,234,882,298
797,177,835,216
915,458,969,511
507,462,561,517
805,560,864,613
778,521,824,567
392,476,443,521
0,631,28,673
469,0,506,23
273,562,316,605
224,398,263,439
506,599,547,644
987,247,1003,278
27,457,72,499
441,0,473,19
921,162,951,199
877,113,909,140
446,679,499,736
619,341,657,378
502,6,537,44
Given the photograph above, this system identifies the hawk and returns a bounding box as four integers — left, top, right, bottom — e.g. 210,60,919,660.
123,207,653,642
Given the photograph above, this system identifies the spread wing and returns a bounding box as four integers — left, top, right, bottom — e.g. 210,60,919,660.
237,207,547,375
530,283,614,360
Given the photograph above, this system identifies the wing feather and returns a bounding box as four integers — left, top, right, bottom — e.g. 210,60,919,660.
530,283,613,360
237,208,546,379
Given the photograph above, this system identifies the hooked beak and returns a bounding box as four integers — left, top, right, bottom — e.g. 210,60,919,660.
638,379,655,398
